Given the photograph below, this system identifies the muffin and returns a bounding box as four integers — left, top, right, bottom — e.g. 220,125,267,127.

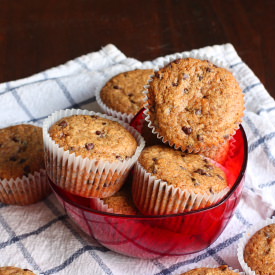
180,265,241,274
93,186,139,215
145,57,244,152
132,145,229,215
0,266,36,274
43,109,145,198
97,69,154,123
0,124,50,205
243,223,275,275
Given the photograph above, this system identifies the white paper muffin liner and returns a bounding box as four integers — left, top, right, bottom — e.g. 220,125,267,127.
237,216,275,275
181,264,244,274
90,197,115,213
132,160,230,215
96,63,157,124
43,109,145,198
143,52,244,153
0,169,50,206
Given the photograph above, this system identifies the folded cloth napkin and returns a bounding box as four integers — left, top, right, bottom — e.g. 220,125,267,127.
0,44,275,275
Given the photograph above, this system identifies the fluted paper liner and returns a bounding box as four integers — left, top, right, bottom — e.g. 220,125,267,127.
132,161,230,215
0,169,50,206
43,109,145,198
96,64,157,124
143,52,245,153
90,197,115,213
237,216,275,275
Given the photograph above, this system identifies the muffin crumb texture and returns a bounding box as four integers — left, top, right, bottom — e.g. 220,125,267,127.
138,145,228,195
49,115,138,162
181,265,240,274
101,69,154,115
244,223,275,275
0,124,44,180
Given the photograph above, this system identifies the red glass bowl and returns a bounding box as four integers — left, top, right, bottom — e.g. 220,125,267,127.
48,109,248,259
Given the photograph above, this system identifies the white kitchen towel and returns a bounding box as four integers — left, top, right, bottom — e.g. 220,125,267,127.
0,44,275,275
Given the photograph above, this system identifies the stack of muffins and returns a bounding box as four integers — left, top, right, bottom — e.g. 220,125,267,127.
89,55,244,215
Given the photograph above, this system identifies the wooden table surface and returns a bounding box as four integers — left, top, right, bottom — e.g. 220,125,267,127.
1,0,274,98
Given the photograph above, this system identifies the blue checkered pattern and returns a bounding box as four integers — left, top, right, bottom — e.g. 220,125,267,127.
0,44,275,274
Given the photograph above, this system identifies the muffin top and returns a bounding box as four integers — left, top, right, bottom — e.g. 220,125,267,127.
101,69,154,115
244,223,275,275
147,58,244,152
102,188,139,215
181,265,240,275
138,145,227,195
0,124,44,180
49,115,138,162
0,266,35,274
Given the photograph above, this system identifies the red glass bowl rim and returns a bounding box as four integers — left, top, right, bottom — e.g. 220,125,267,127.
49,125,248,220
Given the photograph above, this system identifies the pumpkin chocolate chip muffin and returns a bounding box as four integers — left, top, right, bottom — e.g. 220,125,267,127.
100,69,154,116
180,265,241,275
0,266,36,274
0,124,50,205
44,110,145,198
244,223,275,275
133,145,228,215
146,58,244,153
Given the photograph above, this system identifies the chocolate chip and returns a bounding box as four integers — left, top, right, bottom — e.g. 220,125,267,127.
182,126,192,135
130,99,136,104
113,85,121,89
204,164,213,170
217,174,224,180
91,115,99,119
173,59,181,64
197,135,204,141
183,88,189,94
194,168,211,176
219,266,228,271
155,72,162,79
206,67,213,73
58,120,68,127
128,93,133,97
70,146,76,151
195,109,202,115
179,165,186,170
152,158,158,162
12,137,20,142
116,155,123,161
102,122,107,125
9,156,17,161
172,82,178,87
23,165,31,175
209,187,214,194
95,130,101,135
198,75,203,81
85,143,94,150
203,95,208,99
19,158,26,164
183,73,189,80
191,177,200,186
23,270,31,272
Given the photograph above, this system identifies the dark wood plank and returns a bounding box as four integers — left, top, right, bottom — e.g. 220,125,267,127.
0,0,274,98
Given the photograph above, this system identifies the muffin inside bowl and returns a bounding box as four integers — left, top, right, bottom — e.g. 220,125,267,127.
47,108,248,259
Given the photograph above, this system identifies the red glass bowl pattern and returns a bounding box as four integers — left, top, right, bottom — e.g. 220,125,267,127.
48,109,248,259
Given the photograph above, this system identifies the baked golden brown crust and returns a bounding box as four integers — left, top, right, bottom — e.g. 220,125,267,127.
147,58,244,152
244,223,275,275
0,124,44,180
181,265,240,275
101,69,154,115
138,145,227,195
49,115,138,162
0,266,36,275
